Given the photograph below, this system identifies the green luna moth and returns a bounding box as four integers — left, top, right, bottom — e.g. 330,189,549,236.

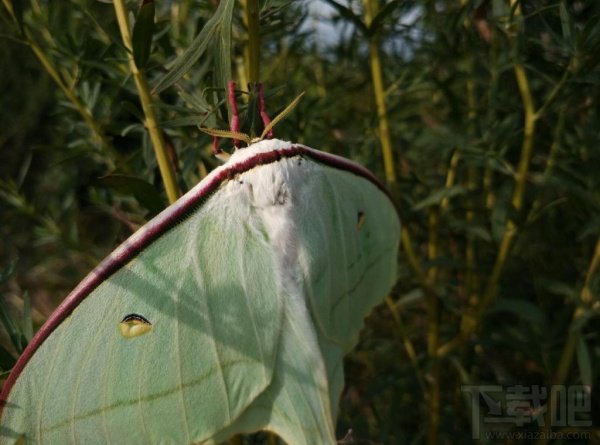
0,139,400,444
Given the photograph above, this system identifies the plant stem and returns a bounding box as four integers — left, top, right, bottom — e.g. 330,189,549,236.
385,297,427,397
362,0,396,184
241,0,260,84
464,62,478,305
426,208,441,445
536,235,600,445
527,107,566,223
1,0,13,16
3,0,121,170
112,0,180,204
474,61,535,315
28,37,118,169
440,1,544,355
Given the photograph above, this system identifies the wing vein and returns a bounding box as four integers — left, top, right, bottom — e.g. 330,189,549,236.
174,232,194,443
36,317,69,444
192,228,232,422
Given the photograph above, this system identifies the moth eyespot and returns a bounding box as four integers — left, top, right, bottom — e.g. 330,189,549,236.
119,313,152,338
357,211,366,229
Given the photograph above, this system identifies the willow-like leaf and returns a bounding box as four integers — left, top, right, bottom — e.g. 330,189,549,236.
132,0,155,70
152,0,235,94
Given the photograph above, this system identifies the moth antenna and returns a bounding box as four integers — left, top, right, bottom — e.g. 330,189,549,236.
258,84,273,139
228,80,241,148
200,127,252,146
261,92,305,140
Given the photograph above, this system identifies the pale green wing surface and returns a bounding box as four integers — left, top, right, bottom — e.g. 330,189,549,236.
1,177,283,444
296,158,400,352
209,153,399,443
1,140,399,445
292,156,400,416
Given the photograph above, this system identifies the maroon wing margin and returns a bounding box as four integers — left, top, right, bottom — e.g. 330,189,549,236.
0,144,392,417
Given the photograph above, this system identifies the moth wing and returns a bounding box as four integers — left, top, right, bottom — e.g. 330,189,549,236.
0,176,283,444
296,159,400,351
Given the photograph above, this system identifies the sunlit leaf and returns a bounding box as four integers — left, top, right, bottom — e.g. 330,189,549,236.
152,0,235,94
212,0,234,114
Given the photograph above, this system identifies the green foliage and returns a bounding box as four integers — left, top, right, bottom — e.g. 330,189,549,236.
132,0,156,69
1,0,599,443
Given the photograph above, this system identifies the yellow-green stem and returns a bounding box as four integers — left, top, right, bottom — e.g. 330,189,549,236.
426,209,441,445
3,0,120,169
511,62,536,211
536,236,600,445
235,56,249,93
241,0,260,84
483,168,495,210
363,0,396,184
385,297,427,396
112,0,180,204
474,60,535,317
527,107,566,224
444,2,539,353
440,150,460,211
543,108,565,177
2,0,13,16
465,69,477,304
401,227,427,285
28,38,118,169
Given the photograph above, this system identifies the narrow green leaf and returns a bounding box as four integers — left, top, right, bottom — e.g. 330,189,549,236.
0,259,17,284
368,0,401,36
132,0,156,70
576,337,593,387
395,288,425,308
322,0,368,34
98,175,166,216
152,0,235,94
465,226,492,243
577,14,600,50
559,1,573,48
176,87,212,113
488,299,546,326
412,185,465,211
212,0,234,114
540,280,577,300
0,299,24,354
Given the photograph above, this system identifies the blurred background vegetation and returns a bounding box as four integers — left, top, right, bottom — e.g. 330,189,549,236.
0,0,599,443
